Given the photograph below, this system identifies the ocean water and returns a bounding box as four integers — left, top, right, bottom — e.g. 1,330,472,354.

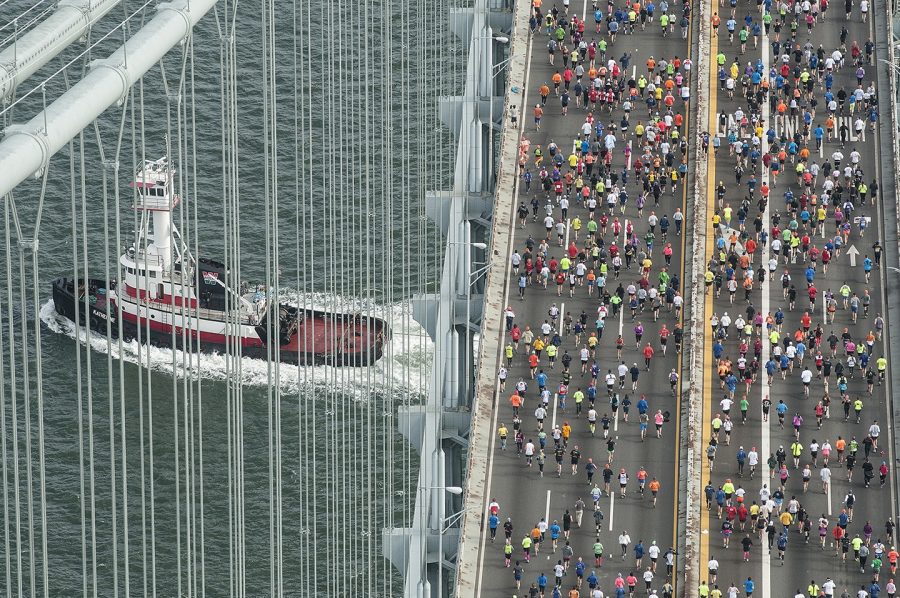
0,0,460,595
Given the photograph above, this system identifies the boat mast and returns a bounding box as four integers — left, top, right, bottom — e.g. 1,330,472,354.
132,157,185,274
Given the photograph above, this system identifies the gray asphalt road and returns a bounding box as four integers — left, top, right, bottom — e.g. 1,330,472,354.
473,1,694,595
701,2,900,598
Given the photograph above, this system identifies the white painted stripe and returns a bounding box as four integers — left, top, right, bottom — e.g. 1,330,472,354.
618,218,629,340
618,298,625,337
552,393,559,429
609,491,615,532
545,489,552,526
559,301,566,344
555,296,565,425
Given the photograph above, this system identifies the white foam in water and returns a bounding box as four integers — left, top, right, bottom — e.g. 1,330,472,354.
40,294,432,398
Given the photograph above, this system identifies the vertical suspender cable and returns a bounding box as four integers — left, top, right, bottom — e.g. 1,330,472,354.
305,2,315,581
4,195,23,598
292,2,315,596
325,0,335,592
359,2,372,593
265,0,284,591
351,2,363,591
8,193,36,596
213,6,237,594
173,53,191,598
259,0,276,594
167,45,195,597
224,3,246,591
178,34,203,598
223,4,243,592
1,121,49,596
66,136,89,598
0,84,12,598
386,0,397,588
76,131,100,598
176,44,192,598
128,81,151,598
226,11,238,594
291,0,303,592
110,95,132,598
335,4,346,596
158,61,184,598
137,74,159,598
27,96,50,598
187,36,207,597
0,195,12,598
93,103,128,598
126,11,148,597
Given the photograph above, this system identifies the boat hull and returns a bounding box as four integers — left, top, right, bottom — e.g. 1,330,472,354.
50,278,387,366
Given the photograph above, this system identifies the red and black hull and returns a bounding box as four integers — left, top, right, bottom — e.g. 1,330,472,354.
50,277,388,366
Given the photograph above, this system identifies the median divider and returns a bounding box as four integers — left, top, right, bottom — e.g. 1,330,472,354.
682,0,713,594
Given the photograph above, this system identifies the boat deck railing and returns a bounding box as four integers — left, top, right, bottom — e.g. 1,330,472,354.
134,249,165,267
132,295,254,325
132,194,179,211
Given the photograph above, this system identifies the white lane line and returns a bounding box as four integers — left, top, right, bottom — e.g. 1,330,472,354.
558,300,566,416
557,300,566,417
552,393,559,429
760,20,772,598
618,218,629,340
822,278,827,324
614,407,619,433
565,217,571,247
559,301,566,343
618,300,625,336
545,489,552,526
609,491,615,532
826,478,832,516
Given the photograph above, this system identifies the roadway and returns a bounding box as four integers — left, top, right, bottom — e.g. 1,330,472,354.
700,2,900,598
472,1,695,595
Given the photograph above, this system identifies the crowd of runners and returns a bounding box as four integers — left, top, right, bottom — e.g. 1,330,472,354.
489,0,896,594
697,0,895,593
497,0,692,595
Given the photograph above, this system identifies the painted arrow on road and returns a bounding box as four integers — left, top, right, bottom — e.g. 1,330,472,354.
846,244,860,267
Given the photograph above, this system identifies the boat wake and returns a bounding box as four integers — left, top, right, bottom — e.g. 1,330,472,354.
40,294,432,397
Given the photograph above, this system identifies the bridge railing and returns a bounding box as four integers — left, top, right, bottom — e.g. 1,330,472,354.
380,0,515,596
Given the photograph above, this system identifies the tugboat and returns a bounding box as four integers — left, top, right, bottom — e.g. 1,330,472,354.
51,157,388,366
